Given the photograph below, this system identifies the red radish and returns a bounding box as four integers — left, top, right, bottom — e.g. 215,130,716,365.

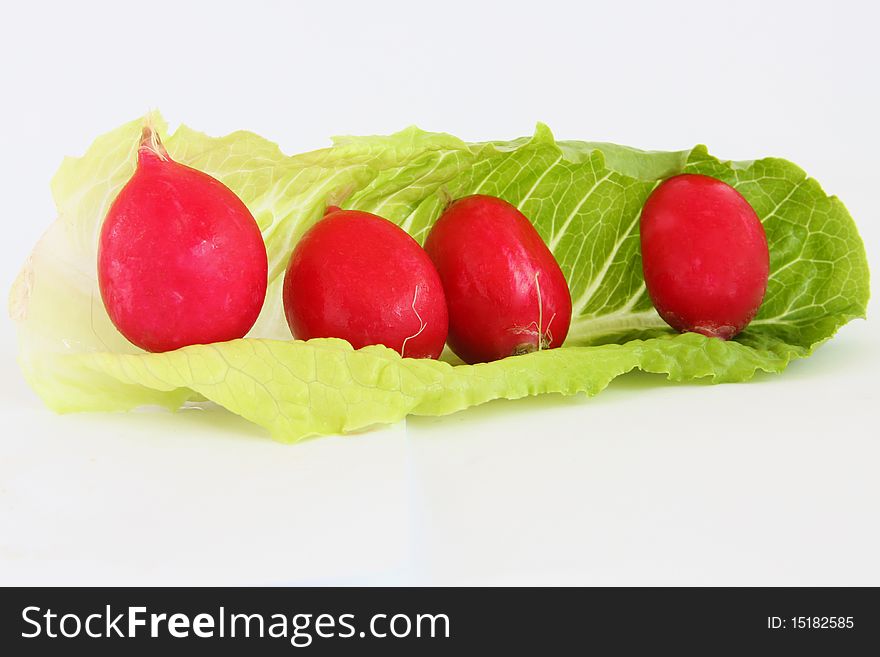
640,173,769,339
424,194,572,364
98,125,267,352
283,209,448,359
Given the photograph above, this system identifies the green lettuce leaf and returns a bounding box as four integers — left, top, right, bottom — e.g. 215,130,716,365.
9,115,869,442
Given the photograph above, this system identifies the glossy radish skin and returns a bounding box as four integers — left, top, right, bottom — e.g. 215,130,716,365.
98,127,267,352
283,210,448,359
424,195,572,364
640,174,769,340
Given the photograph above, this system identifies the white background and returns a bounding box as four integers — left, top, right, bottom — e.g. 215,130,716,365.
1,0,877,585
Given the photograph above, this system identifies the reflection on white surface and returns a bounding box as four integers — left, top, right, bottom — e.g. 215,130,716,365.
0,378,411,585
